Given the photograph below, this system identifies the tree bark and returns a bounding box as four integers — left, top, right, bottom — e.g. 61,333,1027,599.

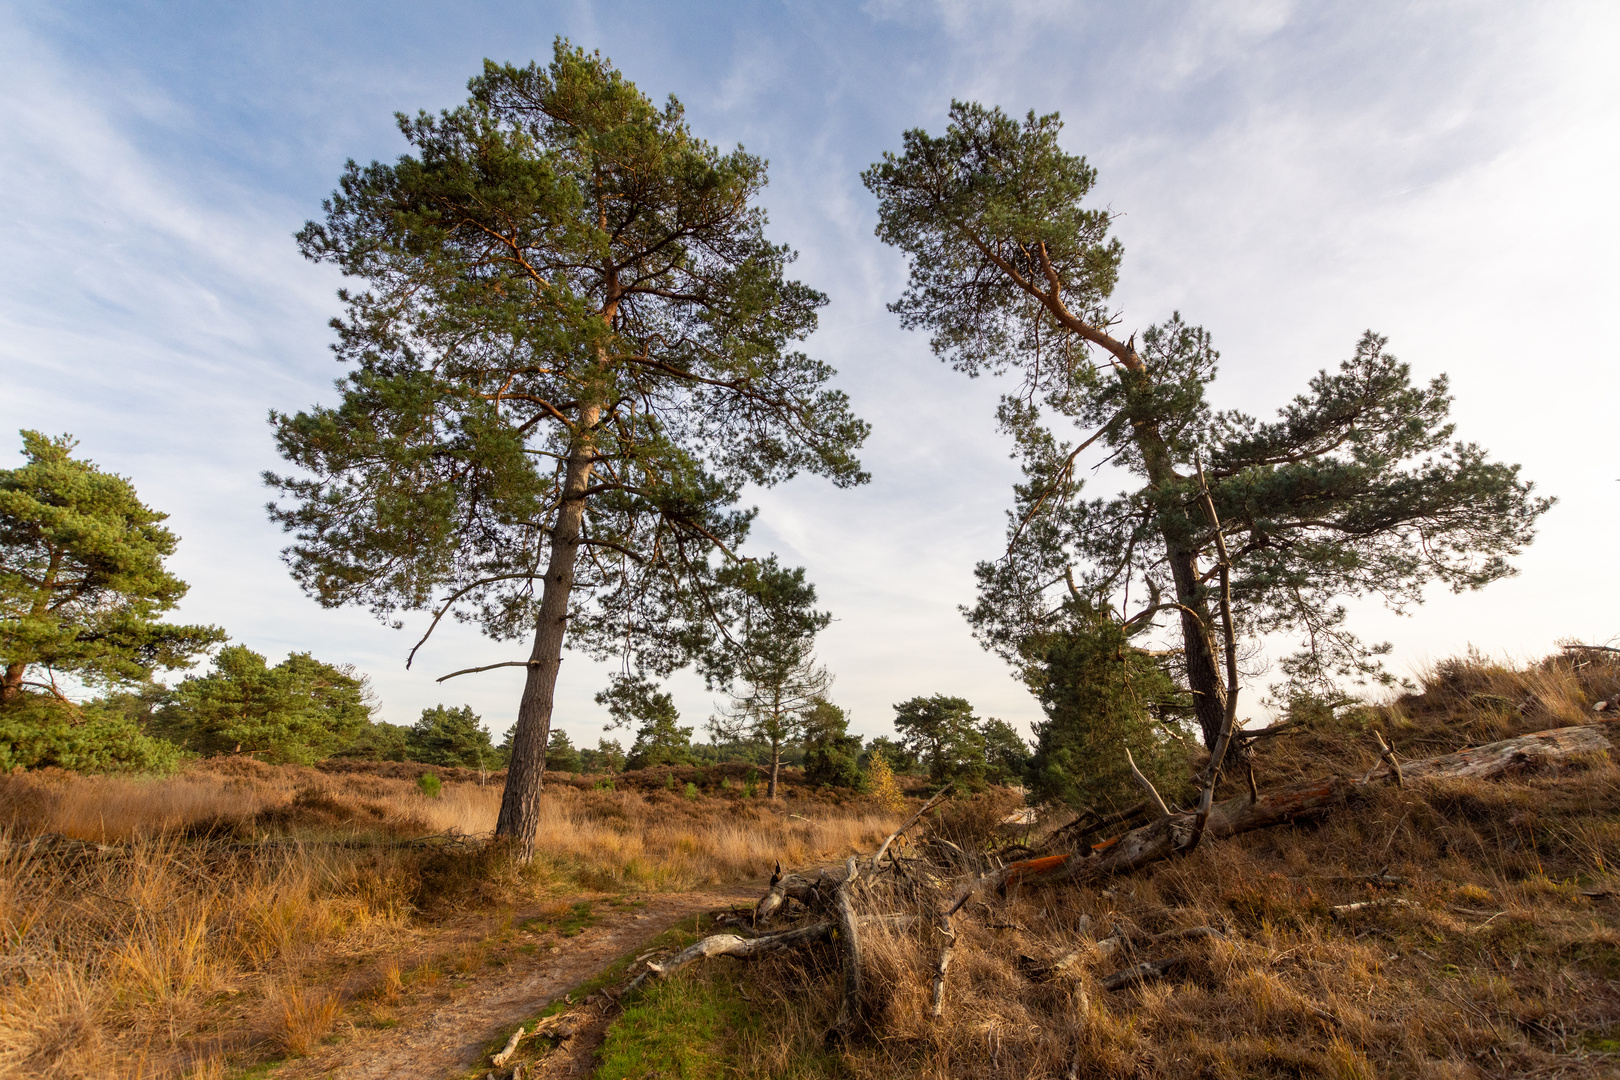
0,662,23,704
769,737,782,800
495,294,616,857
3,549,61,704
830,856,865,1041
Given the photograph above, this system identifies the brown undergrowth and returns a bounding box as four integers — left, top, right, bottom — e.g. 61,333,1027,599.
617,650,1620,1079
0,759,907,1078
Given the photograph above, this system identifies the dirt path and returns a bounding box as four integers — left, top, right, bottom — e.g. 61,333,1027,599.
281,883,762,1080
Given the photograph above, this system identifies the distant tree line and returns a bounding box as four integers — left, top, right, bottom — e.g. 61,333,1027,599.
0,429,1034,784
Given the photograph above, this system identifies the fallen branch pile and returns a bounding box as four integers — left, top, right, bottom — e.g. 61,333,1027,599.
621,723,1610,1039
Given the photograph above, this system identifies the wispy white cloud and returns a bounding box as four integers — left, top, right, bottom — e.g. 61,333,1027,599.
1,0,1614,748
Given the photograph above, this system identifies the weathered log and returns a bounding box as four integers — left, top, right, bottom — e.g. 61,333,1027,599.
1002,725,1611,890
492,1025,526,1067
1331,898,1420,917
1102,957,1184,992
930,911,956,1018
624,921,834,995
830,856,865,1041
755,865,830,926
1022,923,1221,982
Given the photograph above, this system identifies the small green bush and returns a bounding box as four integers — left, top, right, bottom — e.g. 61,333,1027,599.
684,781,699,800
664,771,676,791
417,771,442,798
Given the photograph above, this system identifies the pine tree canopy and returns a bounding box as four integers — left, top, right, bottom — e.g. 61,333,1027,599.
408,703,498,768
154,645,372,765
865,102,1553,743
269,41,869,850
269,41,867,669
1,431,224,704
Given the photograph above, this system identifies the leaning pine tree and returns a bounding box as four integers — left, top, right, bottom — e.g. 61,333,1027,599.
865,103,1550,820
268,43,868,856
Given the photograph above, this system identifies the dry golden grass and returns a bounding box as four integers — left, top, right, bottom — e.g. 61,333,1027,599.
669,651,1620,1079
0,759,905,1078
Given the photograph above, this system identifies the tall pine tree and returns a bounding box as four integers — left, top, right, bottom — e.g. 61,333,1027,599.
270,43,868,855
866,102,1551,754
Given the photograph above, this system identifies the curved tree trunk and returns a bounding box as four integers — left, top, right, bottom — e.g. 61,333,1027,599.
1122,368,1227,750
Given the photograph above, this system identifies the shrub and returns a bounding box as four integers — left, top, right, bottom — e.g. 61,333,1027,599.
0,692,182,774
1026,616,1192,812
865,751,906,813
417,772,442,799
684,782,699,800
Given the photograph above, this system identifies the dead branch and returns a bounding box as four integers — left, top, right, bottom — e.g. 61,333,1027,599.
1101,957,1185,992
830,856,865,1041
1002,724,1611,890
931,910,956,1018
872,784,954,870
624,921,834,995
1372,731,1404,788
492,1025,526,1067
1123,747,1172,819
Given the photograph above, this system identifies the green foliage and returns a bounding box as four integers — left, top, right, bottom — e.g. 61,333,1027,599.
1,430,224,702
544,727,581,773
407,704,498,769
867,101,1553,743
599,675,693,770
0,690,181,773
801,699,864,790
684,781,699,800
1026,616,1192,812
336,720,411,761
266,39,868,688
417,771,442,798
893,694,987,787
859,735,919,774
579,737,626,775
153,646,372,765
704,559,832,795
979,716,1032,787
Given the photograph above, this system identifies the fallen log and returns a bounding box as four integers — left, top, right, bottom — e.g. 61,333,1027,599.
755,864,831,926
1101,957,1184,992
996,725,1611,892
1022,924,1223,981
830,856,866,1041
624,921,834,995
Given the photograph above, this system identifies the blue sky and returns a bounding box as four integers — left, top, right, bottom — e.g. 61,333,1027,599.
3,1,1617,746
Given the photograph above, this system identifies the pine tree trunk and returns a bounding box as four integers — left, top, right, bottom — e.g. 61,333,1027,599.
769,739,782,800
1128,380,1227,750
494,424,597,857
1,662,23,704
495,305,616,857
1165,540,1229,749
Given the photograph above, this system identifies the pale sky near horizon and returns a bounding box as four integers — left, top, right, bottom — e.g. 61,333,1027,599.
3,1,1616,748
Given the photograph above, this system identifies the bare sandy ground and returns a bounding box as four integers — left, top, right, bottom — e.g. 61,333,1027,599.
279,883,762,1080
